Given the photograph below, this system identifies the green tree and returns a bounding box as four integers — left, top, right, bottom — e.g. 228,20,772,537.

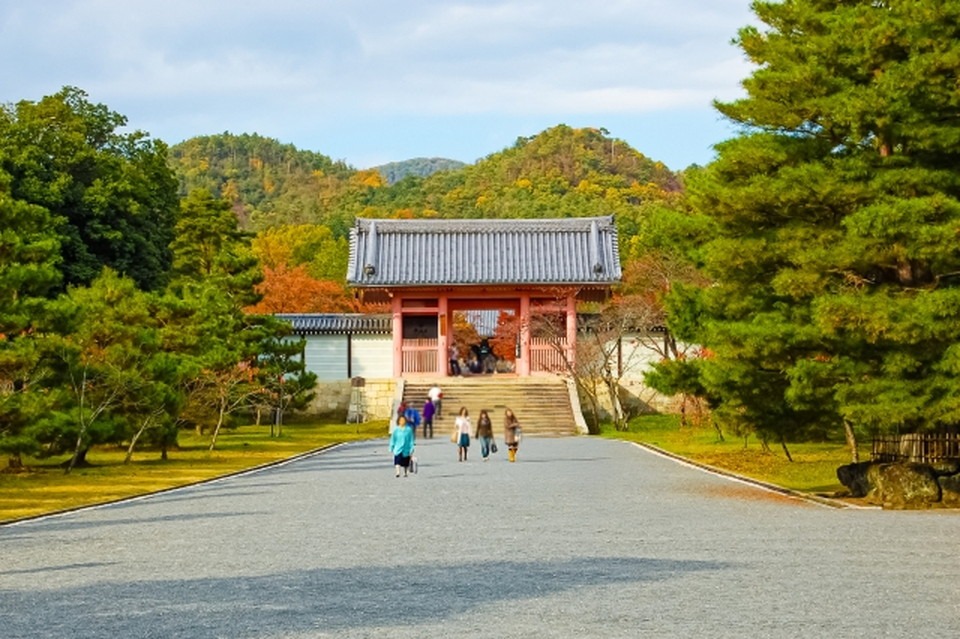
170,188,262,307
0,172,63,469
38,270,162,472
660,1,960,458
256,323,317,438
0,87,178,290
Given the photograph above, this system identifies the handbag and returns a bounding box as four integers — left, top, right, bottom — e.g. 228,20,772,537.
450,429,458,443
410,455,418,474
491,440,498,454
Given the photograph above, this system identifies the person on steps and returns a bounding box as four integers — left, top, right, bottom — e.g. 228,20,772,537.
422,397,435,439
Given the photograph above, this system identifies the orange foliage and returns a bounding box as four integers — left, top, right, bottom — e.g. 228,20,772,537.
246,263,358,314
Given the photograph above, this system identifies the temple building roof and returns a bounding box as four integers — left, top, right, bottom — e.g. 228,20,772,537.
276,313,392,335
346,216,622,288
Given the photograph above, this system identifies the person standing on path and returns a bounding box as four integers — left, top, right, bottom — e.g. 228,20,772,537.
390,416,415,477
475,409,494,461
454,407,471,462
503,408,521,462
428,385,442,419
422,397,435,439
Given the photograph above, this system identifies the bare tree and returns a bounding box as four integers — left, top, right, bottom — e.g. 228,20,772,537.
530,292,667,432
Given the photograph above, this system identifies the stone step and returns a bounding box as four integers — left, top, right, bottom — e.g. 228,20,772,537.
401,378,578,436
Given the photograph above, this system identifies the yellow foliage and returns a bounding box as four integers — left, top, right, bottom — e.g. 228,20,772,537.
353,169,386,188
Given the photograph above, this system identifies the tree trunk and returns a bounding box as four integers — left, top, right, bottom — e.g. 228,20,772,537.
843,420,860,463
124,417,153,464
711,416,724,442
5,455,24,471
64,446,90,473
779,434,793,462
209,396,227,451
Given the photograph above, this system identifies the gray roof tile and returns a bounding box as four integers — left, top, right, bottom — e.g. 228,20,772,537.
276,313,392,335
347,216,621,287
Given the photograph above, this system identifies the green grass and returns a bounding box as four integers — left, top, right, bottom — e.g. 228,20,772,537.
0,419,389,524
601,413,851,494
2,414,853,524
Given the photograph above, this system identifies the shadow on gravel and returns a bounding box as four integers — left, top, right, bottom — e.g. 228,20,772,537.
0,556,730,637
3,509,270,535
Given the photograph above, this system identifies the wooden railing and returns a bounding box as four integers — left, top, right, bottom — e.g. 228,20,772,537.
871,433,960,464
401,338,438,374
530,337,567,373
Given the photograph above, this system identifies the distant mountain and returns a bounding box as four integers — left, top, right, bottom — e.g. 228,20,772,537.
168,126,682,240
373,157,467,184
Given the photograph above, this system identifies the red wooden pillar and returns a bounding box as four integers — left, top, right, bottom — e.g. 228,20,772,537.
392,294,403,378
518,293,531,376
437,295,449,376
565,294,577,368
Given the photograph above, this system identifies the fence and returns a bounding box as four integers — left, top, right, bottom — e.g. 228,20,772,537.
871,433,960,464
401,338,438,374
530,337,567,373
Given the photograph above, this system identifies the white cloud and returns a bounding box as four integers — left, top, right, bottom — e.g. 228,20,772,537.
0,0,756,168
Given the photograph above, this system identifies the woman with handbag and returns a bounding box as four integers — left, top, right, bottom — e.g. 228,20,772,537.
503,408,522,463
454,406,471,462
390,416,415,477
475,409,495,461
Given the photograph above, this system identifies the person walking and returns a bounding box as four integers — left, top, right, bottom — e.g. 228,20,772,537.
422,397,435,439
428,385,442,419
475,409,495,461
503,408,521,463
390,416,415,477
454,407,471,462
403,402,421,441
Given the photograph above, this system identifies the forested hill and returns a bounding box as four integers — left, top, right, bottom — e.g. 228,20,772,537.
168,125,682,240
373,157,466,184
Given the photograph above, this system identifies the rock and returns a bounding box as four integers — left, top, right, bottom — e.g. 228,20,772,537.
930,460,960,477
877,463,941,509
939,474,960,508
837,462,874,498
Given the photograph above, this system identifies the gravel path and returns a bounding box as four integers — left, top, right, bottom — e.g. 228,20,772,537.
1,436,958,638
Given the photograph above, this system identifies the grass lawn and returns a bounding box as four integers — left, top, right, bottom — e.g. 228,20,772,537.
0,419,389,524
601,413,853,495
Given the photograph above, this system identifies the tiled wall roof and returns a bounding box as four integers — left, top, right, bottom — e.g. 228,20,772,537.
276,313,392,335
347,216,621,287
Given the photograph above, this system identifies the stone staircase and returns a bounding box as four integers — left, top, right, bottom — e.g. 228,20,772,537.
401,376,580,437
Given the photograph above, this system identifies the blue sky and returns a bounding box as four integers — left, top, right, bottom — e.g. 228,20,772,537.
0,1,756,171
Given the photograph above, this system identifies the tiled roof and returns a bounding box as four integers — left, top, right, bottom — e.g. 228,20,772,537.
276,313,392,335
346,216,621,287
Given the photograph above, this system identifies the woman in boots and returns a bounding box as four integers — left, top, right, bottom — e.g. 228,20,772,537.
503,408,521,462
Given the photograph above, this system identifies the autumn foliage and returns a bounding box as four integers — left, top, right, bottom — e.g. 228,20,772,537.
246,264,359,314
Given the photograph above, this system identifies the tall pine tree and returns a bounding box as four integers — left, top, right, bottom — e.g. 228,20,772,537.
662,1,960,455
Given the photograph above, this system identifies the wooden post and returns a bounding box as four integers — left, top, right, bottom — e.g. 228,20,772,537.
518,294,531,376
438,295,449,376
392,295,403,378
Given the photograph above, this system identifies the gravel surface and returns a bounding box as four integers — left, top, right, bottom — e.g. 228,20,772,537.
1,436,958,638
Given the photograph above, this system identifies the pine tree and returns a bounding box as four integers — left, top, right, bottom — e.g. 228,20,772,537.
664,1,960,454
